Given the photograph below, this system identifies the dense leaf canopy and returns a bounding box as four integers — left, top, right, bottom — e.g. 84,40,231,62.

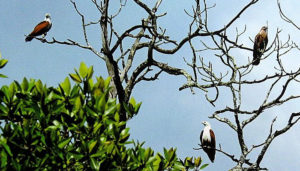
0,62,207,170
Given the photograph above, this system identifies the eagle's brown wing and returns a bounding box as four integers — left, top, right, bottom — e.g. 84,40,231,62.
25,21,51,42
253,30,268,65
206,129,216,162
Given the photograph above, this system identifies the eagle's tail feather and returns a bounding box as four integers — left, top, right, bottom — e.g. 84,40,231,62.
253,51,262,65
25,35,33,42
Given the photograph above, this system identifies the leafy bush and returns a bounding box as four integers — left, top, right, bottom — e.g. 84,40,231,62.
0,62,207,170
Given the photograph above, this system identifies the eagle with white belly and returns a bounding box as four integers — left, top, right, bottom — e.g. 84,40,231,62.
200,121,216,162
25,13,52,42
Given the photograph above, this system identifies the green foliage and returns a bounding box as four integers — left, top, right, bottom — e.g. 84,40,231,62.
0,62,207,170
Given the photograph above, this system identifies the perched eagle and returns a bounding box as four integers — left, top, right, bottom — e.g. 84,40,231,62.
253,26,268,65
200,121,216,162
25,13,52,42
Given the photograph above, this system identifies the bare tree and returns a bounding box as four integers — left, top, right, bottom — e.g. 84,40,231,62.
35,0,300,170
277,0,300,30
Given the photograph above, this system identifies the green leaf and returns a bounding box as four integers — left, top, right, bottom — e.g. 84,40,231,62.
87,66,94,80
89,140,97,153
167,148,176,163
31,139,39,146
93,122,102,134
194,157,202,167
184,157,193,167
119,128,130,143
14,81,21,92
41,135,46,145
108,123,114,132
153,153,163,171
69,73,82,83
11,160,21,170
2,143,12,157
58,151,64,160
146,156,157,165
86,106,98,119
45,125,58,131
88,78,94,92
53,120,61,126
144,148,153,162
68,152,84,160
1,150,7,168
90,157,100,170
173,163,185,170
104,77,111,89
0,59,8,69
60,77,71,96
129,97,142,114
22,77,29,91
96,93,106,111
129,97,136,106
8,82,16,95
90,152,103,158
200,163,209,170
40,154,49,166
97,77,105,90
35,80,43,94
104,104,117,116
79,62,88,78
163,148,169,160
123,103,133,118
0,74,7,78
114,112,120,122
74,96,82,112
135,102,142,113
58,138,71,149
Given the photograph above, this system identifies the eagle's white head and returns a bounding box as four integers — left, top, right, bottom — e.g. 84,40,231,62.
45,13,51,18
44,13,51,24
202,121,211,129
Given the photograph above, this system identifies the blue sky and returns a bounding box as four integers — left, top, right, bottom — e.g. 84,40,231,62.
1,0,300,170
